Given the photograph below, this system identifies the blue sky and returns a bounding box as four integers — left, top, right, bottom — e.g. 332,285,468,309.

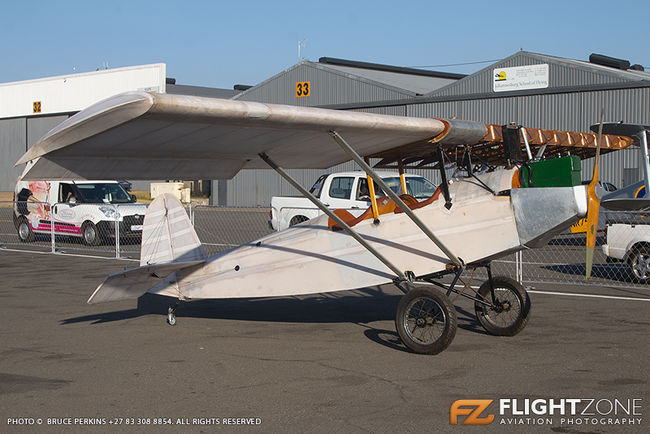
2,0,648,89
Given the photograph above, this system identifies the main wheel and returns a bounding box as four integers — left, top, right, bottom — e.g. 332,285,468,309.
81,221,101,246
395,286,457,355
17,217,35,242
474,276,530,336
628,246,650,283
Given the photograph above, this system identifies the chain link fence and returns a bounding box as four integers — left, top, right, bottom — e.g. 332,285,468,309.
2,200,649,290
521,211,650,288
192,206,274,256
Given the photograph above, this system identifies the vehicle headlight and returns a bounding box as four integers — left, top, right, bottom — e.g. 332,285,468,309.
99,206,119,219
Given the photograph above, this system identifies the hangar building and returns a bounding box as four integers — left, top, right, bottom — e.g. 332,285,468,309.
227,51,650,206
2,52,649,207
0,63,239,193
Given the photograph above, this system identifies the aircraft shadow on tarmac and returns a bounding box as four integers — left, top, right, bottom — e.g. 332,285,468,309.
61,288,486,353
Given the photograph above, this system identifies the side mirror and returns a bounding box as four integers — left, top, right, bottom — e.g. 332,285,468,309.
130,194,137,203
69,197,77,206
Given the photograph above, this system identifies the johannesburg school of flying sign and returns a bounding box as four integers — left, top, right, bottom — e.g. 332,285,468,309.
493,64,549,92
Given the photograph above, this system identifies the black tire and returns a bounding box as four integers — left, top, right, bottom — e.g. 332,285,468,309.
16,217,35,243
81,221,101,246
289,215,309,227
474,276,530,336
395,286,457,355
628,246,650,284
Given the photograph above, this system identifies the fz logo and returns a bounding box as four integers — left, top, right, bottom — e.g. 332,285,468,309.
450,399,494,425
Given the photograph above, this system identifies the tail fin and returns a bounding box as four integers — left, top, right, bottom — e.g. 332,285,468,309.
140,194,206,266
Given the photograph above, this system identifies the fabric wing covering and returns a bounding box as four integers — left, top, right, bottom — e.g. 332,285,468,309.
16,91,453,181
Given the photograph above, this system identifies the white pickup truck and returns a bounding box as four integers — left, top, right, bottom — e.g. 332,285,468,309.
269,171,437,231
601,213,650,283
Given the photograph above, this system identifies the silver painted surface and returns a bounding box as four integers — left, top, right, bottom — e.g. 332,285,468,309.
511,186,588,247
18,91,450,181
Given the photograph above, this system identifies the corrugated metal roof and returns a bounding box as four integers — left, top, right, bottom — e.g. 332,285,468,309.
167,84,240,99
233,59,463,104
428,51,650,97
321,63,457,95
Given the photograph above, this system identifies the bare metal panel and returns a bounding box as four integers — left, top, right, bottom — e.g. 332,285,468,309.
0,118,26,191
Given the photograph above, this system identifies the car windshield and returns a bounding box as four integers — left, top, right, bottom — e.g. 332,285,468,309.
309,175,328,198
379,177,437,199
75,183,132,204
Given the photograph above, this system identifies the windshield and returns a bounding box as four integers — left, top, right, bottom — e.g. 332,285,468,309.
309,175,328,198
75,183,132,204
380,177,437,199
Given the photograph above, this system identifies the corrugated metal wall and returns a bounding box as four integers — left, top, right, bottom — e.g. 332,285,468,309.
0,115,69,191
235,63,411,106
0,118,27,191
227,85,649,206
431,51,634,97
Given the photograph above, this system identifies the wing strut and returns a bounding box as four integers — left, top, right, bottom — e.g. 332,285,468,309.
258,152,407,281
328,130,463,268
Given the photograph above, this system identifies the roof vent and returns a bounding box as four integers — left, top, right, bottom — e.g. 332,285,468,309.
166,77,176,85
589,53,630,70
234,84,253,91
630,64,645,72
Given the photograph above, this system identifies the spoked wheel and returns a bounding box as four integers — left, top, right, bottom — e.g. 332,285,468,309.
395,286,457,355
474,276,530,336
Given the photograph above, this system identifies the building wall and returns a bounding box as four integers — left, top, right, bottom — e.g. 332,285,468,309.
235,63,411,106
0,115,71,191
0,118,27,191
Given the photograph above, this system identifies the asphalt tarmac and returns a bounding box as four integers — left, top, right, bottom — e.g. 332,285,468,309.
0,250,648,433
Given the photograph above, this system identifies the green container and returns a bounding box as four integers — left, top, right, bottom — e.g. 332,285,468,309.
519,156,582,188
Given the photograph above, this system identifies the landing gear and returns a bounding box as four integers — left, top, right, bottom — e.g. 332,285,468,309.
167,300,180,326
395,261,531,354
474,276,530,336
395,286,457,355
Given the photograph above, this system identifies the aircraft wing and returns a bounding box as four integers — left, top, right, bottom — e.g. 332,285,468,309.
601,198,650,211
16,91,634,180
17,91,452,180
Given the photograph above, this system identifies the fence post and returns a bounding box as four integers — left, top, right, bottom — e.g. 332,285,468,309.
516,250,523,284
50,202,56,253
190,202,195,227
114,205,120,259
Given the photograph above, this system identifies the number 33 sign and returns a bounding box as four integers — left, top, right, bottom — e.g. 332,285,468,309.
295,82,310,97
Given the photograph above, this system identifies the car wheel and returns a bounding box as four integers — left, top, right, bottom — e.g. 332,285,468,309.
81,221,101,246
289,215,309,227
17,217,35,242
629,246,650,283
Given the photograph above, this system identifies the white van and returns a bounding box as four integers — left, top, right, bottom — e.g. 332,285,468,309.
14,179,148,245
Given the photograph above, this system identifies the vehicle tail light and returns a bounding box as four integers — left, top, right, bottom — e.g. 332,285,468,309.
269,207,273,219
604,225,607,243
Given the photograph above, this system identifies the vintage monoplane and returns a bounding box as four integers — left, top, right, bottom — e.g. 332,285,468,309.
15,92,634,354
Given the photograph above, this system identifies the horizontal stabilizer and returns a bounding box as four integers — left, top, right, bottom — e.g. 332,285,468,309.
87,260,204,304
